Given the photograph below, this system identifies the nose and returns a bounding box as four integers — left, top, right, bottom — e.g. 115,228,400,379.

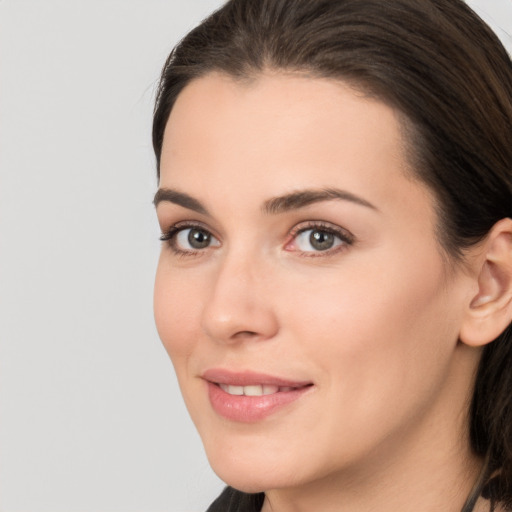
201,252,279,344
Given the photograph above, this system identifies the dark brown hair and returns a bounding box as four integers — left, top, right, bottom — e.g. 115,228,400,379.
153,0,512,509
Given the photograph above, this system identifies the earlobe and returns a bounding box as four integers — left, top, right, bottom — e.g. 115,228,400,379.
459,218,512,347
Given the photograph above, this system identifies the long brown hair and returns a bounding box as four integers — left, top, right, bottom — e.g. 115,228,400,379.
153,0,512,508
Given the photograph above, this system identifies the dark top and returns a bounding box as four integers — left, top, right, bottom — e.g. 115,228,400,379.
206,487,265,512
206,485,486,512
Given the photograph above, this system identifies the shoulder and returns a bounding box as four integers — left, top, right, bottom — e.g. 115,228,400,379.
206,486,265,512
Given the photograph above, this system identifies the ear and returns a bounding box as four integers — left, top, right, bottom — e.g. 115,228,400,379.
459,218,512,347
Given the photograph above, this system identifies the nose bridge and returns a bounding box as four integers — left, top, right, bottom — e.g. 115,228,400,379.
201,245,278,343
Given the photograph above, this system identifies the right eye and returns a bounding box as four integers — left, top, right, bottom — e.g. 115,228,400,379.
160,225,221,254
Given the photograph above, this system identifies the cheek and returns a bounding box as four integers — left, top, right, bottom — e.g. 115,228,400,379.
153,259,203,365
286,251,459,408
265,257,461,473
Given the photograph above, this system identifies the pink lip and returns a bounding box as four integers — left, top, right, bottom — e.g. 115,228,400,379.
202,369,314,423
202,368,312,387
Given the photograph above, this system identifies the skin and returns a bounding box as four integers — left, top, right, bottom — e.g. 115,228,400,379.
154,72,495,511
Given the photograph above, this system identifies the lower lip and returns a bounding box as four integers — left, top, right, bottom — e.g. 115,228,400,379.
207,382,312,423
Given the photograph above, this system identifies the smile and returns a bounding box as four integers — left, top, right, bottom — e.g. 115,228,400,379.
218,384,296,396
202,369,314,422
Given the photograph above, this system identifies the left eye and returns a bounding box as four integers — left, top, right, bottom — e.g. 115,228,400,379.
294,228,345,252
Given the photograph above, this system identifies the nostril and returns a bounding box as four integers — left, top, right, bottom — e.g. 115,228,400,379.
233,330,258,338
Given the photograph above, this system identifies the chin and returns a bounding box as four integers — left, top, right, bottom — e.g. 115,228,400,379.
203,441,274,492
203,436,321,494
211,462,290,494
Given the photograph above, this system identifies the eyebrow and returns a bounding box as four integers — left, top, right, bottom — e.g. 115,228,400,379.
153,188,209,215
262,188,378,214
153,187,377,215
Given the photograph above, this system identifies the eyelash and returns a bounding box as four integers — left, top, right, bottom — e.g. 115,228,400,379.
159,221,354,257
159,221,215,258
286,221,354,257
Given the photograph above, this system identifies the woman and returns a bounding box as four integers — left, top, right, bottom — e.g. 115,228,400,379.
152,0,512,510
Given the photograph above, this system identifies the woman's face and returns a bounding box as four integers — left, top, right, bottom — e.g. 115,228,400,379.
154,73,477,492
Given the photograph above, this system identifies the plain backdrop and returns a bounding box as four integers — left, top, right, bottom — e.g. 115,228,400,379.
0,1,511,511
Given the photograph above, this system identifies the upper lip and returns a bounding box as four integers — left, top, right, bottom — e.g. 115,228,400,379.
201,368,313,388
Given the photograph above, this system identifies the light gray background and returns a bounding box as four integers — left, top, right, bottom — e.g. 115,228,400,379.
0,1,511,511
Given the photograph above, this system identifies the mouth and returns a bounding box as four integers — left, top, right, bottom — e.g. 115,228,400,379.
202,369,314,423
217,383,299,396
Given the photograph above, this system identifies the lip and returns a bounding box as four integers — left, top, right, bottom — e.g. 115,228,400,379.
202,369,314,423
202,368,312,388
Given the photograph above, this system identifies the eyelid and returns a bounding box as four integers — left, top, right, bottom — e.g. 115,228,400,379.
160,220,206,240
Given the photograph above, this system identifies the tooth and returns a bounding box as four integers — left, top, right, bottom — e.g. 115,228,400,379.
228,385,244,395
218,384,284,396
244,385,264,396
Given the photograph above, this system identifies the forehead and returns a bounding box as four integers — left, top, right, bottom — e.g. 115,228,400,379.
162,72,405,165
159,71,431,222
